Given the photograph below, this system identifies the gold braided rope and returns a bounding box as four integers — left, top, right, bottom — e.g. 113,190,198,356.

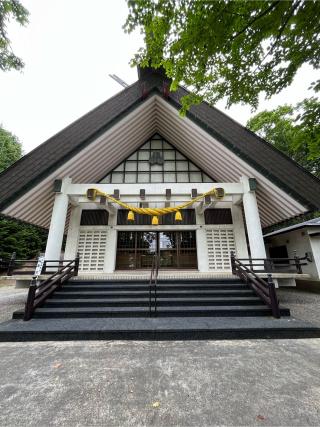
86,187,225,217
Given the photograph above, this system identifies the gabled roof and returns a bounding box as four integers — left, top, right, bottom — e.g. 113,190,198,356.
1,66,320,228
264,217,320,237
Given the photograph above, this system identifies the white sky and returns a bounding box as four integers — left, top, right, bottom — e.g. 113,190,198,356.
0,0,319,154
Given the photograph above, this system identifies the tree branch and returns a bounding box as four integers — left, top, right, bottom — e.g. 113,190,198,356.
231,1,281,41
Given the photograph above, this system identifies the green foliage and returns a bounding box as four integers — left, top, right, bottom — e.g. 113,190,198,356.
0,215,47,260
124,0,320,113
0,125,22,172
246,98,320,177
0,0,29,71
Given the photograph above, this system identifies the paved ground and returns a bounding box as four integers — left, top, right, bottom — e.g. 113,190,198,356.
0,339,320,426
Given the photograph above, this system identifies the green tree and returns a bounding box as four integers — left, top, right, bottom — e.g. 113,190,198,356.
124,0,320,113
246,98,320,178
0,0,29,71
0,215,47,260
0,127,46,262
0,125,22,172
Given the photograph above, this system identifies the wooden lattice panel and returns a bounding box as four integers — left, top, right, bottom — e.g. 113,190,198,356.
77,229,107,272
206,227,236,271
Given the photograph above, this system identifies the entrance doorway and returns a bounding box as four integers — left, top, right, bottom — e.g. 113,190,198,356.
116,231,197,270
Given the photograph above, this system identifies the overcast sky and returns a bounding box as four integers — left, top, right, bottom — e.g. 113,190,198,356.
0,0,319,154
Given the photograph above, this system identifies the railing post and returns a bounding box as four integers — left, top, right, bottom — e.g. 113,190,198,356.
7,252,16,276
230,251,236,275
41,260,46,274
267,273,280,319
293,251,302,274
24,277,37,321
264,258,273,273
74,252,80,276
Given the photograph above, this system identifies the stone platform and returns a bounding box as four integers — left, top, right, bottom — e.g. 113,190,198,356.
0,316,319,341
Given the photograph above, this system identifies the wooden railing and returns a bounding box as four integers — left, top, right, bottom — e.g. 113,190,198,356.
1,252,81,276
231,252,280,318
235,253,310,274
149,254,159,316
24,255,80,321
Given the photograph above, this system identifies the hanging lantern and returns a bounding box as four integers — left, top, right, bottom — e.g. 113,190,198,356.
152,216,159,225
175,210,182,221
127,210,135,221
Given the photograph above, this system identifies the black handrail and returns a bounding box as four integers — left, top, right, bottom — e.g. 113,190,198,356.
231,252,280,318
1,252,79,276
148,254,159,316
24,254,80,321
236,252,309,274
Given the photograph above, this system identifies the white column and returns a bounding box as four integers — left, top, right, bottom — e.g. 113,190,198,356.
231,203,249,258
241,176,266,259
64,205,82,260
195,210,209,272
104,213,118,273
309,235,320,279
45,178,71,262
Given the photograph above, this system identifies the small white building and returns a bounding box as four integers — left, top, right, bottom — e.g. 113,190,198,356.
264,218,320,282
0,66,319,281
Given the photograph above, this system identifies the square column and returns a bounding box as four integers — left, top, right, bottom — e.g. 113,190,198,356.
45,178,71,263
231,203,249,258
241,176,266,259
64,205,82,260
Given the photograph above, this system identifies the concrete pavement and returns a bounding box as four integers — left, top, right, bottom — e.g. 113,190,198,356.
0,339,320,426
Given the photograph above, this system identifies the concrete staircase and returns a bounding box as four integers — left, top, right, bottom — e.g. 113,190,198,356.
13,278,290,319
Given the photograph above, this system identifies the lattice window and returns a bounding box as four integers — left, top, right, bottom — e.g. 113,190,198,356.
206,227,236,271
77,229,107,272
99,133,214,184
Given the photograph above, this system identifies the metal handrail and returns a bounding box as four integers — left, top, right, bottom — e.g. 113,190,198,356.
148,254,159,316
23,254,80,321
231,252,280,318
149,255,156,316
154,254,159,316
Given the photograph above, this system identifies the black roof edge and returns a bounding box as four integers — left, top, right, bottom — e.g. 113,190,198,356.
164,95,316,211
0,87,160,211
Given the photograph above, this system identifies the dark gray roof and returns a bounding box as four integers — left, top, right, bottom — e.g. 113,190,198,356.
1,67,320,212
264,217,320,237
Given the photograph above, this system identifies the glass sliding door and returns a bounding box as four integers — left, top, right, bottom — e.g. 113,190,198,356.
116,231,197,270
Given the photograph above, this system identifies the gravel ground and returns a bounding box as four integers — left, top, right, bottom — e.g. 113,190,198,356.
278,287,320,327
0,285,26,323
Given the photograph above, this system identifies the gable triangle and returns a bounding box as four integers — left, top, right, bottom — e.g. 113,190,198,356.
99,133,215,184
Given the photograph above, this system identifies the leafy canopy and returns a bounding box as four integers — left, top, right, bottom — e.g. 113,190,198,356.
124,0,320,113
246,97,320,178
0,0,29,71
0,215,47,259
0,125,22,172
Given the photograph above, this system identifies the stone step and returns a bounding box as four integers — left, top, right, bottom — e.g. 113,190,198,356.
60,283,251,292
43,296,262,307
13,305,290,319
52,289,255,299
2,317,319,342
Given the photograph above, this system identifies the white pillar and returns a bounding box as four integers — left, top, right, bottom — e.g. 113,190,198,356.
64,205,82,260
231,203,249,259
104,213,118,273
241,176,266,259
45,178,71,262
195,210,209,272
